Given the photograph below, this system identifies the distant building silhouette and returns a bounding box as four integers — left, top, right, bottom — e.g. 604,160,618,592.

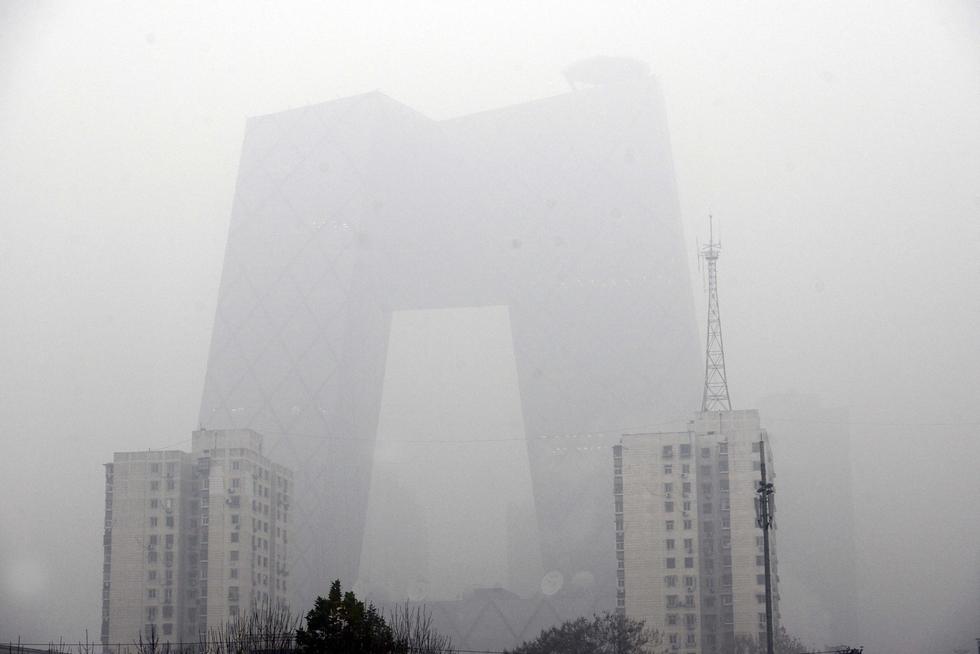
197,71,701,608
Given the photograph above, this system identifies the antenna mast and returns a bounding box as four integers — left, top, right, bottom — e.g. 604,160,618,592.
700,215,732,412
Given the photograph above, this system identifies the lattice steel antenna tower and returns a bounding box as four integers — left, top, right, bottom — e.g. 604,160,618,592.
700,216,732,412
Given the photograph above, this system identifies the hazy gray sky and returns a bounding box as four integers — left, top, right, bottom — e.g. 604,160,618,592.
1,1,978,652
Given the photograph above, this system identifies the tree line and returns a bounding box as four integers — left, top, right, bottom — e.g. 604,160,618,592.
120,580,656,654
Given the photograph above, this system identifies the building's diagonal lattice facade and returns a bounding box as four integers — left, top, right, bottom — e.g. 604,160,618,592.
199,77,702,609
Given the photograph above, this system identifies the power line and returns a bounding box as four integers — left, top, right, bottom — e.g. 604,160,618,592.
149,414,980,451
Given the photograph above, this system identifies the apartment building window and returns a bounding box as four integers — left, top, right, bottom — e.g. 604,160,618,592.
231,550,239,562
684,575,696,588
683,520,693,530
148,588,157,599
150,481,160,491
232,460,240,470
757,575,766,585
150,463,161,474
757,594,766,604
665,575,677,587
718,460,729,473
666,539,675,551
666,520,675,531
662,445,674,459
701,448,711,458
682,481,692,494
757,555,765,566
684,557,694,569
669,634,679,646
719,480,730,492
148,551,158,563
667,595,679,608
667,614,678,625
150,499,159,509
664,482,673,494
752,442,761,453
703,503,713,514
718,443,728,455
165,516,174,528
680,444,691,458
148,570,156,581
664,464,673,474
683,500,692,512
686,633,697,646
162,606,173,619
231,532,239,543
163,624,173,636
682,463,691,474
165,534,174,549
665,501,674,513
666,558,676,569
149,517,158,527
684,539,694,553
230,568,238,579
146,607,157,621
753,461,761,471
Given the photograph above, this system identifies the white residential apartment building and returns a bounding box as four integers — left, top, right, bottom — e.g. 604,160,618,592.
101,429,292,647
614,410,779,654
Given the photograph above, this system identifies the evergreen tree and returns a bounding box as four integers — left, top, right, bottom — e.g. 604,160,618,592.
295,580,401,654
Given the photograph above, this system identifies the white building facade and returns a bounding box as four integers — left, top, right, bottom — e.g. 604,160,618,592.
614,410,779,654
101,429,292,647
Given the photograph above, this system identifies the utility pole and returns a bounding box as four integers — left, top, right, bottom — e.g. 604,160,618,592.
757,440,775,654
